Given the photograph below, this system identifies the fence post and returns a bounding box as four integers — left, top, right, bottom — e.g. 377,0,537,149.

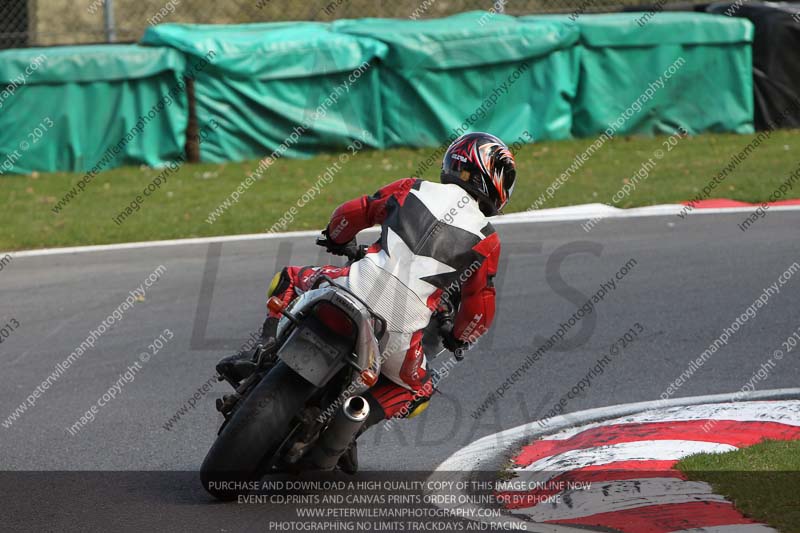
185,77,200,163
104,0,116,42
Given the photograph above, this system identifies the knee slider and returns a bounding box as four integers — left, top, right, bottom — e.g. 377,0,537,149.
405,381,433,419
406,399,430,419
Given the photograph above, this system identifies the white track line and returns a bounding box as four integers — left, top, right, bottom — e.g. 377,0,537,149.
3,229,326,258
499,202,800,224
7,202,800,258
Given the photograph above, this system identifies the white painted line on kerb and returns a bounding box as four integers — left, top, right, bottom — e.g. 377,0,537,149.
673,526,778,533
540,400,800,442
517,440,736,479
7,202,800,258
510,477,725,521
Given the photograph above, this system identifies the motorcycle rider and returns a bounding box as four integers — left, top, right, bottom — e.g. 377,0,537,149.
217,131,517,471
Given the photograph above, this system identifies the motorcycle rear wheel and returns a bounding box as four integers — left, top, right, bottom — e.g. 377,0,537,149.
200,361,316,500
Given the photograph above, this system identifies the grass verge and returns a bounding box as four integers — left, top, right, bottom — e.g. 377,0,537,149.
2,129,800,251
678,439,800,532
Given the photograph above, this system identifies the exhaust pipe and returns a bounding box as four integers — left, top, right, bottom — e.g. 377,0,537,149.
310,395,369,470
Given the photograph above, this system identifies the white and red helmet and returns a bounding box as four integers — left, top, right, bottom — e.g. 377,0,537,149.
440,132,517,216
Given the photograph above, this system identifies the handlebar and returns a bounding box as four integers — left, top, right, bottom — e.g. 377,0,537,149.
315,235,367,262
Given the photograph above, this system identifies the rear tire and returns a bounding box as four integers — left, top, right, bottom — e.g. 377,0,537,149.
200,361,316,500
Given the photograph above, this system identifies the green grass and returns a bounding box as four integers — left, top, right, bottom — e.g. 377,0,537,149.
678,439,800,532
2,129,800,251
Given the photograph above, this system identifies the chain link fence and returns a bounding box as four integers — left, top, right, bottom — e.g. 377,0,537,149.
2,0,711,49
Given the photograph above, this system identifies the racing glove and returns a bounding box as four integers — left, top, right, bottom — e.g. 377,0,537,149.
442,331,468,355
317,230,360,258
439,314,468,360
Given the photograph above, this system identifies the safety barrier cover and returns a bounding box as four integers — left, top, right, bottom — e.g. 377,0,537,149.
521,13,755,137
2,14,760,175
332,12,580,148
0,44,187,175
142,23,388,162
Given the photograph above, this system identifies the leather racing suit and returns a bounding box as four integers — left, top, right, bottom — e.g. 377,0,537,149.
269,178,501,421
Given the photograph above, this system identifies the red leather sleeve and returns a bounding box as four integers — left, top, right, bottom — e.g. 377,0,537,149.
453,234,501,343
325,178,416,244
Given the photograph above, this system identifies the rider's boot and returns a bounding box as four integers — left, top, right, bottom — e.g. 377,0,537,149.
216,316,280,385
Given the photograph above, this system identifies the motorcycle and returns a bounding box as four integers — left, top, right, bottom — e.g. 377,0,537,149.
200,235,461,501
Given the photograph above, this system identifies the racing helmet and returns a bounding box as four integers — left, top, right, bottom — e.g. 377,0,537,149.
440,132,517,216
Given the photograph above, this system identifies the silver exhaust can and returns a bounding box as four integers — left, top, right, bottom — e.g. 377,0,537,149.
310,395,370,470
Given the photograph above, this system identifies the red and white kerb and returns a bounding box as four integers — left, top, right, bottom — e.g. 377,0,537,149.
498,400,800,533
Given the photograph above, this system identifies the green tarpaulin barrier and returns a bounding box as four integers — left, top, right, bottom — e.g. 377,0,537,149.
2,14,757,175
521,13,755,137
0,44,187,176
142,23,388,163
332,12,580,148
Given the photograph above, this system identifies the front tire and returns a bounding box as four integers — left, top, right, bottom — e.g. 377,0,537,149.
200,361,316,500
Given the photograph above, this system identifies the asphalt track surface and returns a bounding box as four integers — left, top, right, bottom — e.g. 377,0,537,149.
2,211,800,530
